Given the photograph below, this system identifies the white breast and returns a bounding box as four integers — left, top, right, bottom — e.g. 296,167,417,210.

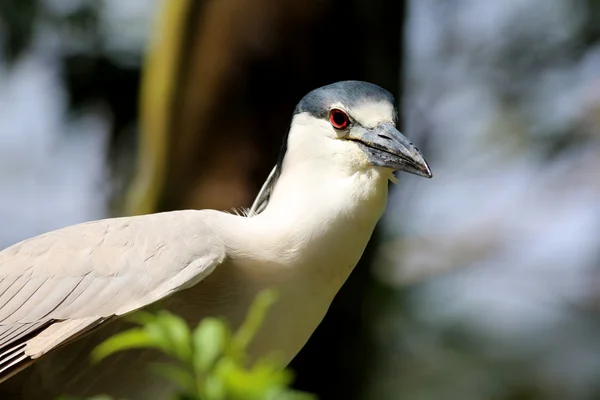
206,162,391,365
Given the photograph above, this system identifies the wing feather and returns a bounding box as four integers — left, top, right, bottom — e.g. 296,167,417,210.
0,325,32,345
25,317,105,358
0,276,29,310
1,278,47,322
0,275,21,299
0,210,226,382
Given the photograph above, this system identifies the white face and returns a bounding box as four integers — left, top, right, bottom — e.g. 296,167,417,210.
285,98,430,179
286,111,373,172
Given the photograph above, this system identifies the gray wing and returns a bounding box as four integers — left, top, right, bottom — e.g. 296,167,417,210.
250,165,278,215
0,210,225,381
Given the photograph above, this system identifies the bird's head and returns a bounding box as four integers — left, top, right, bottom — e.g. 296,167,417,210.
280,80,432,179
250,81,432,215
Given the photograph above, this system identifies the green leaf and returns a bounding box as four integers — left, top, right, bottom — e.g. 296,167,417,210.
231,289,279,357
214,356,295,400
91,328,157,363
193,317,229,374
203,374,225,400
82,290,318,400
145,311,193,363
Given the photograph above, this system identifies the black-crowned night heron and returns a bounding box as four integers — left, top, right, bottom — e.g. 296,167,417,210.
0,81,431,399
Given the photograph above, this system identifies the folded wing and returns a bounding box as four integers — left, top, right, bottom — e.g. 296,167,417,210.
0,210,226,382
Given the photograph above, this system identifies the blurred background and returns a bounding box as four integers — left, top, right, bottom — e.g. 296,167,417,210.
0,0,599,399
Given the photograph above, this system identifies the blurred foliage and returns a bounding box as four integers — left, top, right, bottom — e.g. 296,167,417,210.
0,0,38,61
0,0,101,62
59,290,314,400
0,0,140,212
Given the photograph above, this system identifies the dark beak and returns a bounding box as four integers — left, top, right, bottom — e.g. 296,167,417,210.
349,123,432,178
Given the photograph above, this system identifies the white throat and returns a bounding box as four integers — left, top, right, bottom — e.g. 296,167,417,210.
246,114,393,280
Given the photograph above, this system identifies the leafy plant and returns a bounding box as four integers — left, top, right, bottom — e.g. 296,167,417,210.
61,289,315,400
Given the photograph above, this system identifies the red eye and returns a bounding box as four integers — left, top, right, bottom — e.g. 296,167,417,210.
329,109,350,130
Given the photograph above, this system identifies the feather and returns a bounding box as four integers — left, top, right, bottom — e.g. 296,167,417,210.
0,210,226,383
24,317,105,358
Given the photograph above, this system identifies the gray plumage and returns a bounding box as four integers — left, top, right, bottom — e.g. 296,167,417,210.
0,211,224,381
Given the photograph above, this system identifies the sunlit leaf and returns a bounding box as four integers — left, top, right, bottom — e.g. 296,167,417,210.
203,374,225,400
231,289,279,357
82,289,316,400
124,310,158,326
193,317,229,374
152,311,193,363
214,357,295,400
91,328,157,363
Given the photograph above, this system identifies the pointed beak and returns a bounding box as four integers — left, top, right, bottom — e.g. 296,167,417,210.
349,123,432,178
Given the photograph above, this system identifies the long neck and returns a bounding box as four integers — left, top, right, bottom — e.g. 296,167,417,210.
261,116,392,227
263,159,388,223
249,139,391,276
219,121,393,289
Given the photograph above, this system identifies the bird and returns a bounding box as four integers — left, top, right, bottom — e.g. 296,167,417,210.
0,80,431,399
